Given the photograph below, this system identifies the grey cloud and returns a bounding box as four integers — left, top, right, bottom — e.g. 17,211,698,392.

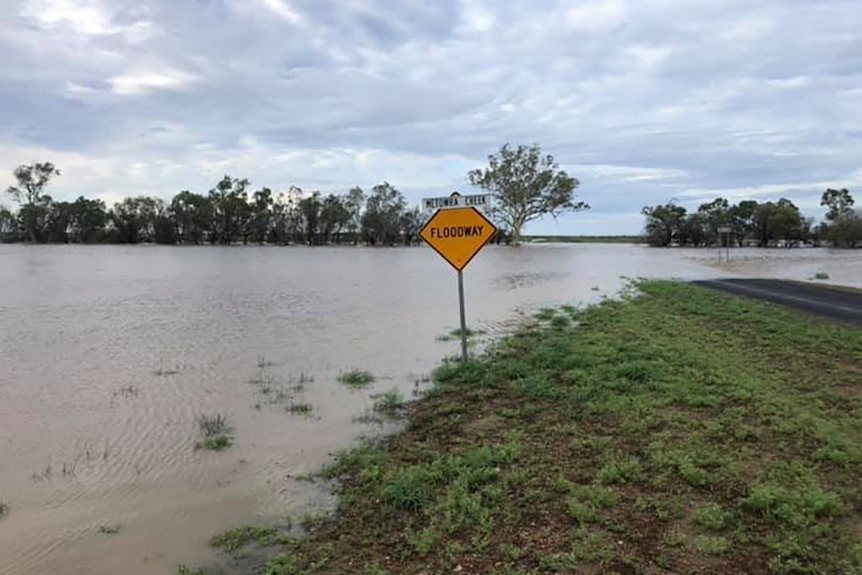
1,0,860,234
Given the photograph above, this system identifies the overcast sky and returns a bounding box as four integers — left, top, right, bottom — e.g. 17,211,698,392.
1,0,860,234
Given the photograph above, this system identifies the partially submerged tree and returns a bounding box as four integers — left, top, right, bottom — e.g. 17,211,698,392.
171,191,211,245
826,211,862,248
0,205,17,241
642,197,810,248
5,162,60,242
820,188,860,248
69,196,107,243
209,175,251,245
362,182,406,246
641,203,688,247
297,191,323,245
468,143,587,246
249,187,274,244
6,162,60,206
320,193,351,244
697,198,731,245
345,186,365,245
728,200,758,246
821,188,855,222
749,199,806,247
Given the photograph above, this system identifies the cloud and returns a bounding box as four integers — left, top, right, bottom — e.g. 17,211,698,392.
108,69,199,95
257,0,303,24
21,0,117,36
564,0,627,31
1,0,860,234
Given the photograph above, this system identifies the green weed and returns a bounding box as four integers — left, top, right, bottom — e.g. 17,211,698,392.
568,485,620,524
363,560,389,575
260,552,308,575
534,307,556,321
286,402,314,415
97,524,121,535
437,327,486,341
692,502,730,531
372,389,404,416
353,409,384,426
693,535,730,556
339,370,375,388
195,413,228,437
596,454,643,484
743,481,843,526
194,434,232,452
570,527,615,562
634,495,678,521
211,525,288,552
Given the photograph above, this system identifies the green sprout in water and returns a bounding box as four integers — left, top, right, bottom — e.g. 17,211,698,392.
372,389,405,416
98,524,121,535
436,327,486,342
193,413,233,452
339,370,375,388
286,402,314,415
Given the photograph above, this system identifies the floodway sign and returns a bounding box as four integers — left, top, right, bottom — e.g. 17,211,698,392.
422,192,491,211
419,206,497,271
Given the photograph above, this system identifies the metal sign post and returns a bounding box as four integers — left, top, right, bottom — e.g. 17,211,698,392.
457,270,468,361
419,194,497,361
717,226,731,263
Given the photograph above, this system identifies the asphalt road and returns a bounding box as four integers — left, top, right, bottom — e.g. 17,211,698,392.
693,278,862,327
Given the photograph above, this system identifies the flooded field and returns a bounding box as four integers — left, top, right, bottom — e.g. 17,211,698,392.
693,247,862,288
0,243,858,575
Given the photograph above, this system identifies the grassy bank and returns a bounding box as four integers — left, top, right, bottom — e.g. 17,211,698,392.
202,281,861,575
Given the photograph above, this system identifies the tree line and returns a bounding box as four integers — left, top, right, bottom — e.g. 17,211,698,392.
0,144,589,247
1,164,430,246
642,188,861,248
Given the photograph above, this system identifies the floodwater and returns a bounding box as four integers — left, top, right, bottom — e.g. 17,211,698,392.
0,243,858,575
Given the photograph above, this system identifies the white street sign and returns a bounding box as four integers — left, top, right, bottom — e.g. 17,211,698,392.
422,192,492,212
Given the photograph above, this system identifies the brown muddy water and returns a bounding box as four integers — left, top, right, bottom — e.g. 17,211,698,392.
0,244,858,575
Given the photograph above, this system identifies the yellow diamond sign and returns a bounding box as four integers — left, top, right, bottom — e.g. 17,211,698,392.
419,206,497,271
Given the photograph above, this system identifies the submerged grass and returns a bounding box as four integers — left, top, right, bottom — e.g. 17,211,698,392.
286,402,314,416
211,524,292,552
205,280,862,575
194,413,233,452
436,327,487,342
372,389,405,416
338,370,375,389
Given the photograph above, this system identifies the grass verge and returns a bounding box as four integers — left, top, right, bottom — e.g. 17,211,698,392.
202,280,861,575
